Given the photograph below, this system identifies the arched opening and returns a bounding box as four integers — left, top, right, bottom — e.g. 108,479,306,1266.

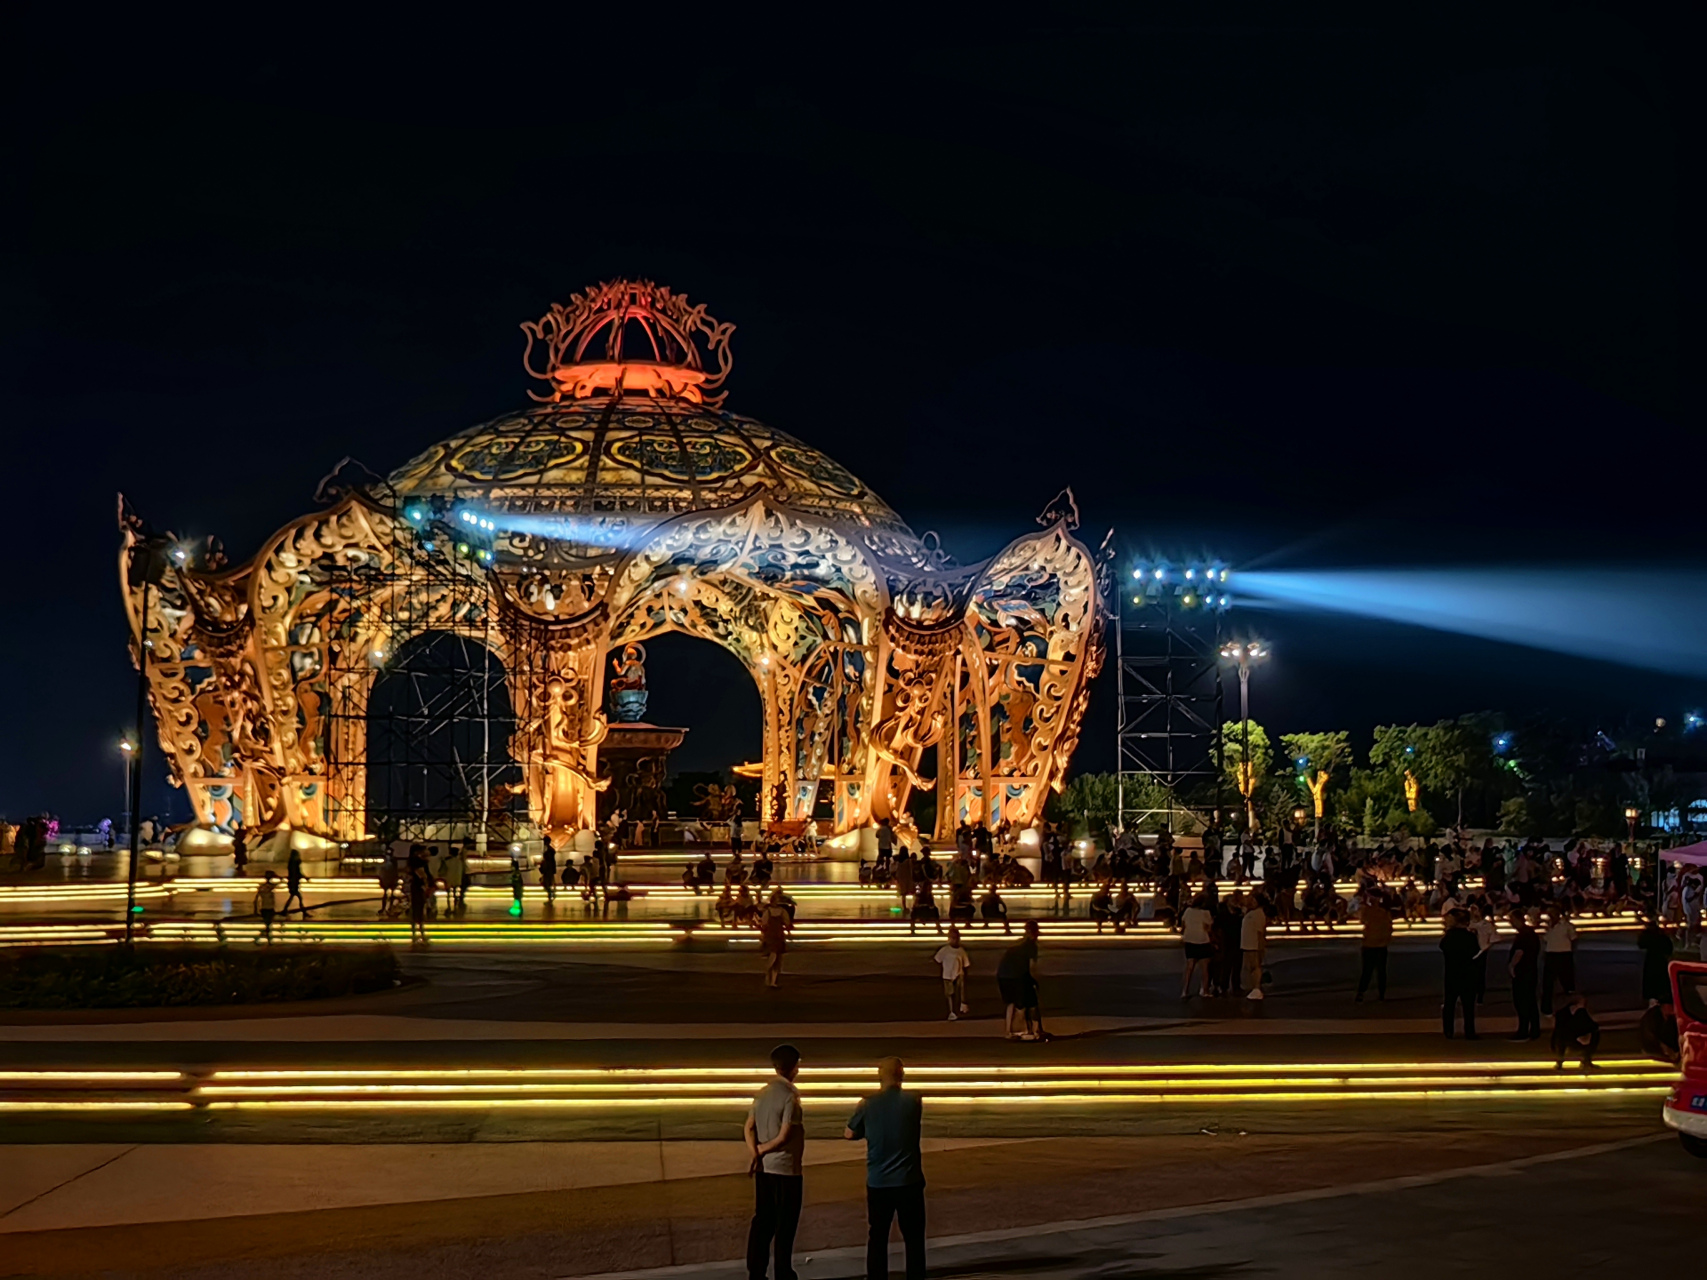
365,631,520,846
619,630,762,827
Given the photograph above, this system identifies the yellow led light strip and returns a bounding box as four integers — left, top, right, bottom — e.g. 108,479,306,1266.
3,1101,196,1112
207,1059,1665,1081
193,1073,1667,1096
0,1071,183,1081
201,1086,1667,1111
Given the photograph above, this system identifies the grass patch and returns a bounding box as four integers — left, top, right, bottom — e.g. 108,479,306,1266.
0,945,401,1009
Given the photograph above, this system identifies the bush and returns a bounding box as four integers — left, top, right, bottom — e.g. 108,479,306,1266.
0,945,400,1009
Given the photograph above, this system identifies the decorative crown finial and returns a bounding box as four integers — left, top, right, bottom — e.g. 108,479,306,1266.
521,280,735,407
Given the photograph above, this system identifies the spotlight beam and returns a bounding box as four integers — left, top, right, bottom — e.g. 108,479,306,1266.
1235,568,1707,677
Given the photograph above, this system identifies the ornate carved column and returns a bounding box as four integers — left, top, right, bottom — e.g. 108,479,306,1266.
500,586,610,838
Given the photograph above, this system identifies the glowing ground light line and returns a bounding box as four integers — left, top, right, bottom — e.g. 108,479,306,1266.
204,1059,1667,1082
212,1068,831,1080
192,1074,1669,1096
199,1087,1667,1111
869,1058,1665,1075
3,1101,196,1112
0,1071,183,1081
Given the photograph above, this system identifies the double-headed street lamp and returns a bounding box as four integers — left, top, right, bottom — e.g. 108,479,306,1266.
1219,641,1267,833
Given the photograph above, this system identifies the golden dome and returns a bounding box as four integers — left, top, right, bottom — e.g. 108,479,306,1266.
387,281,913,546
386,401,911,535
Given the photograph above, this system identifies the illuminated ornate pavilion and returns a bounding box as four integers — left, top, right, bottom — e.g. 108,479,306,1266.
121,281,1109,845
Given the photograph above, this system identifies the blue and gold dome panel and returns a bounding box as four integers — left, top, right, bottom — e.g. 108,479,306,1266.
388,404,909,535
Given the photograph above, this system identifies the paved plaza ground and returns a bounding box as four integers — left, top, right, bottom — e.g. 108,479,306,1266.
0,853,1695,1277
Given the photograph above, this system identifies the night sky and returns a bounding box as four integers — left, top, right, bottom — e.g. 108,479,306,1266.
6,11,1695,824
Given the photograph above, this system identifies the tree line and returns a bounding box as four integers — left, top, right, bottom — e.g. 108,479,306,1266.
1050,712,1707,842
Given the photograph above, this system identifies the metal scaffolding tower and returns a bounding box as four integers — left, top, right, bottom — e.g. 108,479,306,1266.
325,487,521,849
1114,561,1225,832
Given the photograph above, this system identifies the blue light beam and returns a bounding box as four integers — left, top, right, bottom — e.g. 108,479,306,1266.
1235,568,1707,678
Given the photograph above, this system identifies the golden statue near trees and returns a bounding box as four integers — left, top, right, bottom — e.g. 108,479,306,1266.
120,281,1109,847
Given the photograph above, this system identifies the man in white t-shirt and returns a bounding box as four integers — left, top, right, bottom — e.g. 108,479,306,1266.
745,1043,806,1280
933,927,971,1019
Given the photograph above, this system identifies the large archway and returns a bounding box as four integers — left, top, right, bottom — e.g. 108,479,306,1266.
602,631,761,830
364,631,519,846
638,631,762,775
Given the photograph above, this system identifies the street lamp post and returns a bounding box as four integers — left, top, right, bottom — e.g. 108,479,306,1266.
119,739,136,840
1219,641,1267,835
123,531,172,948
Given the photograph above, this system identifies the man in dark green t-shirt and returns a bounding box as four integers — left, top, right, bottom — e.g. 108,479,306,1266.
845,1056,925,1280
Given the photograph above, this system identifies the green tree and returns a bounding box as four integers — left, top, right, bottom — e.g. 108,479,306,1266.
1109,772,1203,835
1281,731,1352,778
1497,796,1531,835
1051,772,1121,841
1337,767,1404,836
1370,720,1483,827
1281,731,1352,829
1221,720,1271,831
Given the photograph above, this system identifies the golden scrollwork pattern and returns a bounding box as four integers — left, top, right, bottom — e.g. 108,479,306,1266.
119,284,1106,844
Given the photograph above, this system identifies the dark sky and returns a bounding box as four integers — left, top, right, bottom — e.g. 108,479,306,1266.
5,10,1696,822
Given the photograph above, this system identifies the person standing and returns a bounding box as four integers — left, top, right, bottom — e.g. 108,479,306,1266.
407,854,431,949
1680,864,1704,948
540,836,558,904
875,816,895,867
444,840,470,911
1355,890,1392,1002
745,1044,806,1280
252,871,278,944
1239,892,1268,1000
284,846,310,917
231,826,248,875
845,1057,926,1280
1439,909,1479,1039
1470,904,1498,1004
1507,912,1542,1039
583,846,605,906
1637,913,1675,1007
894,849,916,912
996,920,1041,1040
760,888,792,988
1541,909,1578,1015
1179,893,1214,999
933,927,971,1020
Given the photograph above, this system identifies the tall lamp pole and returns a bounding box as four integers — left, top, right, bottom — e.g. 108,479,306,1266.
1219,641,1267,834
119,739,136,840
123,531,172,948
